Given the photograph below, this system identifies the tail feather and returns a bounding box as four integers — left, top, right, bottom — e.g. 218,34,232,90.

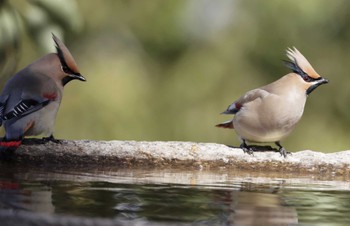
0,139,22,152
215,120,234,129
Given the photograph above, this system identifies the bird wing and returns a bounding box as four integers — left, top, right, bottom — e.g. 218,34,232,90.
1,95,51,122
222,89,269,114
0,95,9,126
238,88,270,104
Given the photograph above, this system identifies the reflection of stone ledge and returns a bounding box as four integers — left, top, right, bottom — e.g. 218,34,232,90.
13,140,350,176
0,209,170,226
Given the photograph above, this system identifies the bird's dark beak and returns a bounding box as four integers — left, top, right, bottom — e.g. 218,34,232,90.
306,77,328,95
62,73,86,86
72,73,86,82
319,77,329,85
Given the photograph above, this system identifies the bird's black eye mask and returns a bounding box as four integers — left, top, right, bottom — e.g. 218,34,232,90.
283,60,321,82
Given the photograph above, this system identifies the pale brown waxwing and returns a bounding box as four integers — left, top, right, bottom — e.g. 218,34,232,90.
216,47,328,157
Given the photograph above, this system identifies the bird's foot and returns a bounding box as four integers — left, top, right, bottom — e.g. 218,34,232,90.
42,135,61,144
278,147,292,158
275,142,292,158
240,143,254,156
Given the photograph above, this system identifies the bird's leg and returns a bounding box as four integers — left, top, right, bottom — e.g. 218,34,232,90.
275,141,291,158
240,139,254,155
42,134,61,144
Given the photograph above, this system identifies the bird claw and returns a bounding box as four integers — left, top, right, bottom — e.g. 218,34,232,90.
42,135,61,144
240,143,255,156
241,147,254,156
22,136,60,145
279,147,292,158
237,141,292,158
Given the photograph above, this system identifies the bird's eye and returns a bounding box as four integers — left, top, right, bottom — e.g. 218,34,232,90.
61,65,70,73
303,76,313,82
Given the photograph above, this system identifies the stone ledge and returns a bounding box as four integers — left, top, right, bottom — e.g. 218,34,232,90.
4,140,348,176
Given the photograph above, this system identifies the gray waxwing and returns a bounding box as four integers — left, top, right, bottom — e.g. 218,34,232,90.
216,47,328,157
0,33,86,151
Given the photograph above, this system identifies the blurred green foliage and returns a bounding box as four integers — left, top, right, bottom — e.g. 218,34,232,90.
1,0,350,152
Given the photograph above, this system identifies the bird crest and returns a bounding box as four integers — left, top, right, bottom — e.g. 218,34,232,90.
52,33,80,74
284,47,321,79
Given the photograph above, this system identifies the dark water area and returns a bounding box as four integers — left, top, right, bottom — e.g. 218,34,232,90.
0,163,350,226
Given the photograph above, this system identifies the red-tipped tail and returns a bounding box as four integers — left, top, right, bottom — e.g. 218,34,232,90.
215,120,234,129
0,140,22,151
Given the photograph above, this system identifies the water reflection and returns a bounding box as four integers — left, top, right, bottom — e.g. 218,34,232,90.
214,190,297,225
0,163,349,225
0,173,54,214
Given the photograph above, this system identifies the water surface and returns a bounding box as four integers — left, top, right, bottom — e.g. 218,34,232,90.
0,163,349,225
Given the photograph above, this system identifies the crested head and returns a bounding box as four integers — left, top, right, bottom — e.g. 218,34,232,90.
284,47,321,80
52,33,86,85
52,33,80,74
284,47,328,95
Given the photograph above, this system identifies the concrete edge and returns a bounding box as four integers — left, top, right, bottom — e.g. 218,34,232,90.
4,139,348,176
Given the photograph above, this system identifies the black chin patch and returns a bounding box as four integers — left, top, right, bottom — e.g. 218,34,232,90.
62,76,74,86
306,79,328,95
306,84,319,95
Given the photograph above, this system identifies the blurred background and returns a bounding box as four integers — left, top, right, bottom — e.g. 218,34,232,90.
0,0,349,153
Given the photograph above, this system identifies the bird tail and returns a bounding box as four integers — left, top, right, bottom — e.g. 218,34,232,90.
215,120,234,129
0,139,22,152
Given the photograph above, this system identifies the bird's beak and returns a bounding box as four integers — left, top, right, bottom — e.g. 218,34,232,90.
72,73,86,82
306,77,329,95
319,77,329,85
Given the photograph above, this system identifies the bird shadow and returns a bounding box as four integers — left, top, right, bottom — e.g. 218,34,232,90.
22,137,61,145
226,144,280,153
